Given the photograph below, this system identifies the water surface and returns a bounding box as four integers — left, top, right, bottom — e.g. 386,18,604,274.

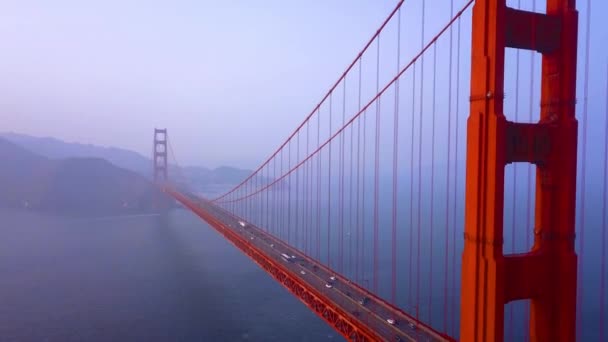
0,209,339,341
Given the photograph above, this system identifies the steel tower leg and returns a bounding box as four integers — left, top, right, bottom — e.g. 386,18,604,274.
460,0,578,341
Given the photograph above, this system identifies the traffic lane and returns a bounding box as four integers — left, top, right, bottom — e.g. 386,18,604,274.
238,231,413,342
328,281,425,339
199,205,431,341
261,234,436,340
198,208,396,337
206,207,411,340
204,205,418,337
282,258,409,341
283,250,431,341
323,285,412,341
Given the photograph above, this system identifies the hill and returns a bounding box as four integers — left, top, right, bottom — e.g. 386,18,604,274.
0,138,172,216
0,132,253,194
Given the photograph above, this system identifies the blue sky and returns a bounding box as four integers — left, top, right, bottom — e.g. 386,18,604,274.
1,0,606,169
1,1,398,168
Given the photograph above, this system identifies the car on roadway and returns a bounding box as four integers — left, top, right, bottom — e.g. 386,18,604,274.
387,318,397,325
329,276,336,281
238,221,247,227
270,243,274,248
358,297,369,306
300,270,306,275
325,283,333,289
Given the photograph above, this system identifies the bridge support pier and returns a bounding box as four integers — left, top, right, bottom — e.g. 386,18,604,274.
461,0,578,341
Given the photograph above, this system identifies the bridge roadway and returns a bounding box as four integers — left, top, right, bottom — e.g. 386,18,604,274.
170,190,451,342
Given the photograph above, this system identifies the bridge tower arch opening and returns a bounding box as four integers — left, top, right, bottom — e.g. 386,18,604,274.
460,0,579,341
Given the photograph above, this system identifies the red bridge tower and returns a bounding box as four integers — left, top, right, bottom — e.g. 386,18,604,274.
460,0,579,341
153,128,168,183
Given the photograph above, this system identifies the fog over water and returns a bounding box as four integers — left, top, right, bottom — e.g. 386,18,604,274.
0,209,339,342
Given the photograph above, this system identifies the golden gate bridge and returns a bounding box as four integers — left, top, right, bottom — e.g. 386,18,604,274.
151,0,605,340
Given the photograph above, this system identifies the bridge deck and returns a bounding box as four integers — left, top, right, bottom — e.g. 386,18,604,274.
168,188,451,342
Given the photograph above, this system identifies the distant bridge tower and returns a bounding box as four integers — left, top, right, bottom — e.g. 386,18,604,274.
461,0,578,341
153,128,168,183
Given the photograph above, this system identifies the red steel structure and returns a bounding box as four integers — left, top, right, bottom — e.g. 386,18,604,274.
153,128,168,182
153,0,588,340
168,189,382,341
460,0,578,341
165,188,452,342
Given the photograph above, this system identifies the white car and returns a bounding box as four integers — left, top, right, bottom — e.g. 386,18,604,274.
387,318,396,325
250,236,254,240
270,244,275,248
325,283,333,289
238,221,246,227
329,276,336,281
300,270,306,275
408,322,416,329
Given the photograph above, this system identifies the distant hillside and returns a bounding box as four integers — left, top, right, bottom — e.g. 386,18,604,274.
1,132,151,176
1,132,254,194
0,138,172,216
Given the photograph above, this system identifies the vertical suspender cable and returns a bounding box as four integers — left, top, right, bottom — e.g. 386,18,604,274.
373,34,381,294
600,60,608,342
265,165,268,231
317,108,322,260
341,78,347,273
416,0,426,320
259,170,262,226
328,92,333,267
451,17,462,334
266,166,268,230
444,0,454,333
273,156,276,235
309,119,313,255
257,172,260,225
362,86,367,287
428,41,437,324
391,7,401,305
356,58,362,284
349,95,354,278
409,61,416,312
281,148,284,240
306,120,310,254
255,166,258,225
296,130,300,249
288,140,292,244
260,168,263,226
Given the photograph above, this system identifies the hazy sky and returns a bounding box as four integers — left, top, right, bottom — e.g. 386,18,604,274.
1,1,399,168
1,1,606,169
